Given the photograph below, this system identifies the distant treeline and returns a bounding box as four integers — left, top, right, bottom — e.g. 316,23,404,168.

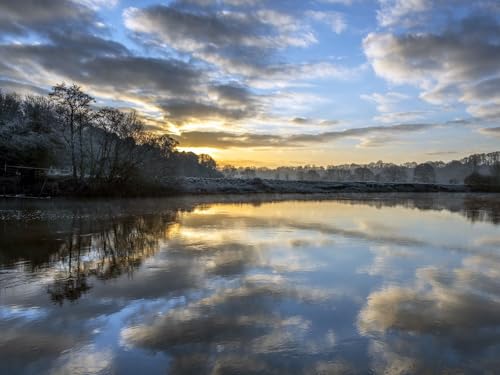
0,83,221,194
222,152,500,189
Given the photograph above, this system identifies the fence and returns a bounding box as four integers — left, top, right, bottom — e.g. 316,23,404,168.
0,163,57,197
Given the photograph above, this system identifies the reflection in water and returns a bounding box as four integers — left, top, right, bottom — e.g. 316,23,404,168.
47,214,174,304
0,194,500,374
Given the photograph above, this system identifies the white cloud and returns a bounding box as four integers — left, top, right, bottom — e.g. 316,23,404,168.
363,13,500,119
307,10,347,34
376,0,430,27
361,91,409,112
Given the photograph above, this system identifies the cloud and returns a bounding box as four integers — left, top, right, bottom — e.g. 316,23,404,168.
479,127,500,137
377,0,500,28
161,99,255,125
123,4,316,73
361,92,409,113
209,83,255,106
0,24,258,126
291,117,339,126
361,91,429,123
374,111,429,123
177,123,437,148
0,0,362,136
123,3,357,85
365,5,500,119
0,0,103,37
307,11,347,34
357,135,398,148
376,0,430,27
0,79,48,96
320,0,354,4
425,151,458,156
0,35,206,105
291,117,312,125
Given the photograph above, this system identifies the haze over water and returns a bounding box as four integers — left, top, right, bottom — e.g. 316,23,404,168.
1,194,500,374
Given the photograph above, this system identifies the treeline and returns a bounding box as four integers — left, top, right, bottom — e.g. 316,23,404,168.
0,84,220,194
222,152,500,187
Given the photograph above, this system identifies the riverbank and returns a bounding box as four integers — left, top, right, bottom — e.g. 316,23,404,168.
0,176,480,198
160,177,469,194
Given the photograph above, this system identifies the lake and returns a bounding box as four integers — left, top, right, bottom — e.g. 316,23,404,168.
1,194,500,374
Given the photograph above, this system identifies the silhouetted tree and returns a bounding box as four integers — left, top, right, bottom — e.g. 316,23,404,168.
91,108,145,182
49,83,94,180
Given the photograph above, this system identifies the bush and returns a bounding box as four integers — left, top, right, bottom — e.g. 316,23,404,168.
464,171,500,192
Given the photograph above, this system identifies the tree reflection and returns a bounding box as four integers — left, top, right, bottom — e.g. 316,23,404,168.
47,212,178,304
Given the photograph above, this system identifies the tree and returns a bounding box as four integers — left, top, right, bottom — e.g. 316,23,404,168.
353,167,374,182
198,154,219,177
136,133,179,179
91,108,146,182
305,169,320,181
325,168,351,181
490,162,500,183
0,92,59,167
376,165,407,182
49,83,94,180
413,163,436,183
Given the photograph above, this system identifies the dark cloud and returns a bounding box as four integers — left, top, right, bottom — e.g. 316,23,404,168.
291,117,311,124
176,131,284,148
0,0,100,37
463,77,500,101
161,99,255,125
158,82,260,125
0,79,47,95
124,5,270,49
82,56,204,96
291,117,342,126
177,123,437,148
210,83,255,106
123,3,322,79
0,33,204,97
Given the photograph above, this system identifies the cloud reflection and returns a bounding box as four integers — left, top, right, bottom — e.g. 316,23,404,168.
1,195,500,374
358,256,500,373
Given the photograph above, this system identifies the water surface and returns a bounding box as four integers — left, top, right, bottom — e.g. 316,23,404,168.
1,194,500,374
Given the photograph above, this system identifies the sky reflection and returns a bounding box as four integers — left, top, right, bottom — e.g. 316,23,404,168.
1,194,499,374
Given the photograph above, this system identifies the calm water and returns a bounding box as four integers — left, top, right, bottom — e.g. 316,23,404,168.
1,194,500,374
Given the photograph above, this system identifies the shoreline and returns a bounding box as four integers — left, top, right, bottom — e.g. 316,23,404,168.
161,177,470,195
0,177,477,199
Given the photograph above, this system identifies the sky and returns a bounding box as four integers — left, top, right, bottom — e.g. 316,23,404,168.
0,0,499,167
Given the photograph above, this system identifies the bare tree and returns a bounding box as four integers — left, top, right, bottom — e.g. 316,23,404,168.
92,108,145,182
49,83,94,181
